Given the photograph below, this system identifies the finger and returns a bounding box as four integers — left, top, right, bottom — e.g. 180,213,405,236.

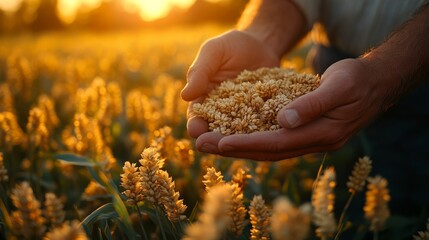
217,117,344,153
277,74,345,128
186,96,205,119
212,142,344,161
195,131,224,153
181,38,225,101
187,117,209,138
186,96,209,138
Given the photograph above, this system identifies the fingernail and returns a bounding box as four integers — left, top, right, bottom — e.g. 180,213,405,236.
200,143,218,153
284,109,300,128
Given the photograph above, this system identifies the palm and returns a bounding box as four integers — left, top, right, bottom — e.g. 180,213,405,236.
182,30,280,138
193,59,386,161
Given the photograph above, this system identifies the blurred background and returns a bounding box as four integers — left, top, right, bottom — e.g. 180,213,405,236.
3,1,421,239
0,2,326,240
0,0,248,33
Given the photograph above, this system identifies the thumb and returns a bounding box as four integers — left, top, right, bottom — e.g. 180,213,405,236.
277,84,337,128
181,37,224,101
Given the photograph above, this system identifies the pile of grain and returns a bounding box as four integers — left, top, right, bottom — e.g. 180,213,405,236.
192,68,320,135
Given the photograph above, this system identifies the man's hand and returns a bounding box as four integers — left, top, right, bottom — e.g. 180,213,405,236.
193,59,388,161
182,1,429,161
181,30,280,138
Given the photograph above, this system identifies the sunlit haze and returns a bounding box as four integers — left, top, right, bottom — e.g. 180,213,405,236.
125,0,196,21
0,0,214,23
57,0,101,23
0,0,23,12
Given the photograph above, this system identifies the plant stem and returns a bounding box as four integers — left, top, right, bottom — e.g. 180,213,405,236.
0,183,8,209
313,152,328,192
156,208,168,240
135,204,149,240
3,149,15,189
334,191,356,240
177,220,186,237
0,196,12,235
29,143,41,198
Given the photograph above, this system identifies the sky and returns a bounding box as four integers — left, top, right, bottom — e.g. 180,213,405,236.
0,0,223,23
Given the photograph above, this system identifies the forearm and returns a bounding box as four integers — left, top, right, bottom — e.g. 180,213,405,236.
237,0,308,58
360,3,429,110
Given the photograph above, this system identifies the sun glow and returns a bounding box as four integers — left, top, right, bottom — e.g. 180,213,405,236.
57,0,101,23
125,0,196,21
0,0,198,23
0,0,23,13
58,0,197,23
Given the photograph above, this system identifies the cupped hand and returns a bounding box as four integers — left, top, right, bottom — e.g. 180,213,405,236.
181,30,280,138
194,58,389,161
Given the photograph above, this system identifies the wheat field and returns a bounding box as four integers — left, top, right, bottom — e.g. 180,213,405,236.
0,25,427,240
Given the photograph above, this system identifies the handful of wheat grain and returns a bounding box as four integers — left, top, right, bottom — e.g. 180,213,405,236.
192,67,320,135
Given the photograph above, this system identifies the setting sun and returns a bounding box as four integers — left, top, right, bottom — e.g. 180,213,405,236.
125,0,195,21
57,0,196,23
0,0,229,23
57,0,101,23
0,0,22,12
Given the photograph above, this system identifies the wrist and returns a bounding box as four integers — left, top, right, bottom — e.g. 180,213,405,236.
239,29,284,59
358,54,407,111
359,3,429,110
237,0,307,59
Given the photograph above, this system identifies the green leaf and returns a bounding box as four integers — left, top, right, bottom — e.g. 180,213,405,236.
138,204,163,225
98,170,136,240
69,154,135,239
188,201,200,222
82,195,137,240
82,203,117,231
81,194,112,202
55,153,96,167
112,193,136,240
0,198,13,235
86,165,106,189
137,204,178,239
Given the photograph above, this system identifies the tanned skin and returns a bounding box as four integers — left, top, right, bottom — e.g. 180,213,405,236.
181,0,429,161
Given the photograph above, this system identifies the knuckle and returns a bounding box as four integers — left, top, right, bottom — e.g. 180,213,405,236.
298,93,327,119
308,95,325,115
201,38,221,52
